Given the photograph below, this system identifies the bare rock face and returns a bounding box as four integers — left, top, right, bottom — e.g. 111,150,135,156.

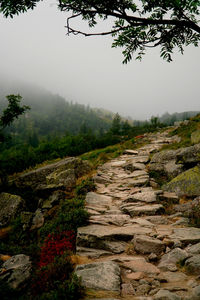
15,157,91,191
0,254,31,290
75,261,120,292
0,193,25,227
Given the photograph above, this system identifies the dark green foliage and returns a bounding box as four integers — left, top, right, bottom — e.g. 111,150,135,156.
149,170,168,187
39,197,89,241
1,1,200,62
0,216,39,257
34,273,85,300
0,95,29,130
0,280,23,300
32,253,85,300
75,179,96,197
0,0,40,17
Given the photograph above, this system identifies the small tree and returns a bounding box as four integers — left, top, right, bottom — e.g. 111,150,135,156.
110,113,121,135
0,94,30,183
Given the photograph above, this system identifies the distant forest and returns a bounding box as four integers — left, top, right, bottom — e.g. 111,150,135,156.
0,79,199,177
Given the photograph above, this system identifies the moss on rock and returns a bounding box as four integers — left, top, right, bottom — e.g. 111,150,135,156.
163,166,200,197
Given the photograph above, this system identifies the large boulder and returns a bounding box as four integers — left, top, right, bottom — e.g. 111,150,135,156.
163,166,200,197
75,261,120,292
149,143,200,178
177,143,200,164
0,193,25,227
15,157,91,191
0,254,31,290
149,149,183,178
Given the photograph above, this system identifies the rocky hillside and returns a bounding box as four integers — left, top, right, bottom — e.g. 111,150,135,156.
0,116,200,299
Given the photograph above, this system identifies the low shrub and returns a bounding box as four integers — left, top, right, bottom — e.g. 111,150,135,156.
75,178,96,197
39,197,89,241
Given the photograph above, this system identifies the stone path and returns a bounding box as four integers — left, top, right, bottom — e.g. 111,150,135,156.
75,131,200,300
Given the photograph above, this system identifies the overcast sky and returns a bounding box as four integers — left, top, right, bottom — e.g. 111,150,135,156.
0,0,200,119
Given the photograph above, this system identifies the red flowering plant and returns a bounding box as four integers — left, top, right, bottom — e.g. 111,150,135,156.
38,230,76,268
32,230,76,295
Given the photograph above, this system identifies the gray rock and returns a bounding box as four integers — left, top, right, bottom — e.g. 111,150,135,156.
163,166,200,197
154,289,181,300
158,271,187,283
123,149,138,155
164,160,183,178
86,192,112,207
42,190,65,209
191,130,200,145
185,255,200,275
136,284,151,296
177,143,200,164
30,209,44,230
131,191,157,203
123,257,160,275
186,242,200,254
15,157,91,190
158,248,189,271
121,283,135,296
123,162,146,172
0,193,25,227
77,224,152,251
75,261,120,291
0,254,31,290
76,247,112,258
134,235,165,255
174,198,199,216
192,285,200,298
170,228,200,245
122,204,165,217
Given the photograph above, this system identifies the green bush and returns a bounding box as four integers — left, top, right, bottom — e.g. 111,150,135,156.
35,274,84,300
75,179,96,197
39,197,89,240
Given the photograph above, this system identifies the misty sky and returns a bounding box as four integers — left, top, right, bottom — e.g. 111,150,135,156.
0,0,200,119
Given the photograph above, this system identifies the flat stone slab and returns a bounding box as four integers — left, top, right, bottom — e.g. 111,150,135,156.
130,191,157,203
89,214,131,226
158,271,187,283
123,149,139,155
110,160,127,167
122,204,165,217
77,224,152,243
170,227,200,245
75,261,120,291
85,192,112,207
76,247,112,258
130,156,149,164
122,257,160,274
